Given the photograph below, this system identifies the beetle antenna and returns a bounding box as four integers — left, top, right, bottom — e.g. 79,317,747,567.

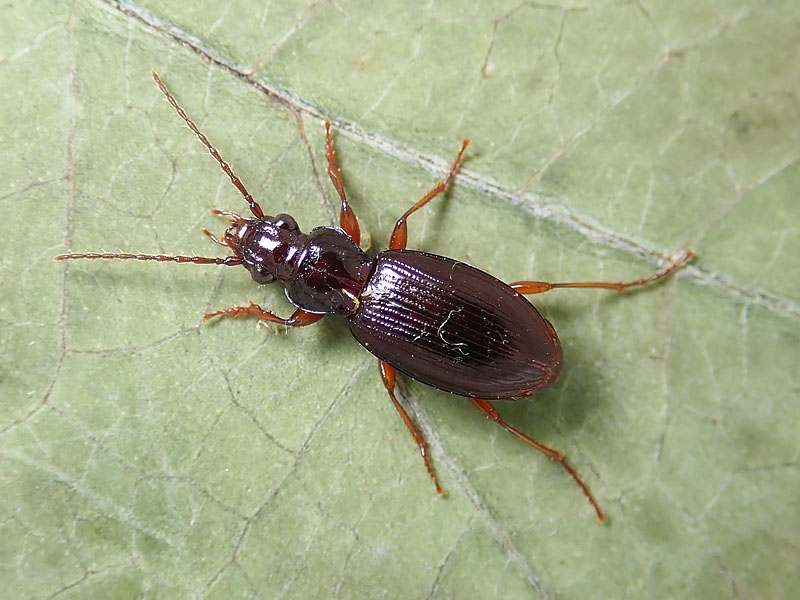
151,71,265,220
54,252,242,266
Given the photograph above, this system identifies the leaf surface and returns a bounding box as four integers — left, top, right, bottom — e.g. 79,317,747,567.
2,1,798,598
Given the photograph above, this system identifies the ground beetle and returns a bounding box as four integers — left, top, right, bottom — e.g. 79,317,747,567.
56,72,693,521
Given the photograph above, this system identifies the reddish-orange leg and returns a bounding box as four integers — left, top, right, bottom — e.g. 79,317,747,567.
325,121,361,245
389,139,470,250
509,251,694,295
203,302,323,327
326,121,443,493
469,398,605,522
379,361,444,494
370,139,470,492
492,251,694,520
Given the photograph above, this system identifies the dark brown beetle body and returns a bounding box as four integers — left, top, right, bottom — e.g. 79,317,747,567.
56,73,694,522
349,250,562,399
230,217,562,398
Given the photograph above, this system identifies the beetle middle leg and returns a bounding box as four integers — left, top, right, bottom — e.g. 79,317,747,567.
389,139,470,250
203,303,323,327
324,121,361,245
509,250,694,295
379,361,444,495
468,398,605,522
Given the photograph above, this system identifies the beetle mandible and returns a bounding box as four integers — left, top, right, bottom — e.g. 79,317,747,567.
56,72,694,522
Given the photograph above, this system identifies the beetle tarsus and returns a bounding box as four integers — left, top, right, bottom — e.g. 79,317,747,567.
379,361,445,495
468,398,606,522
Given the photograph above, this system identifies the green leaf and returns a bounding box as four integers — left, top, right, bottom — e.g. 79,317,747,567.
2,1,798,598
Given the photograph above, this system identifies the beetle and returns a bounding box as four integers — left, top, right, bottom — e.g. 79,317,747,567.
56,72,693,521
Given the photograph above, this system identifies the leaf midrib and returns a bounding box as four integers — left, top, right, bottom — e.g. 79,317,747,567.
108,0,800,323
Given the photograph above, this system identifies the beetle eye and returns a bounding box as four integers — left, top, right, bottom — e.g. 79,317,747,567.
274,214,298,231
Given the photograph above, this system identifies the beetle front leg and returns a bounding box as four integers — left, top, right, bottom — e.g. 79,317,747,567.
325,121,361,246
468,398,605,522
510,251,693,295
203,303,324,327
379,361,444,495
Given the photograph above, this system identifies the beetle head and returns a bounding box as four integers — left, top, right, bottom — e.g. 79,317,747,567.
224,214,307,284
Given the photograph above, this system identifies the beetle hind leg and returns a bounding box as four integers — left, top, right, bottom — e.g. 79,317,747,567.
379,361,445,495
509,250,694,295
469,398,605,522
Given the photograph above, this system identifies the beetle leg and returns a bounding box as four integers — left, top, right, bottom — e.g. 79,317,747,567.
324,121,361,246
379,361,445,495
468,398,605,522
509,250,694,295
389,139,470,250
203,303,324,326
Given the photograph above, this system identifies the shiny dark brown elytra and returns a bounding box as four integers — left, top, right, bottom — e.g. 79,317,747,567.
56,72,694,522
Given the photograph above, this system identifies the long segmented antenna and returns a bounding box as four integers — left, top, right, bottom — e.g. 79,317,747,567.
151,71,264,219
54,252,242,266
54,74,253,267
